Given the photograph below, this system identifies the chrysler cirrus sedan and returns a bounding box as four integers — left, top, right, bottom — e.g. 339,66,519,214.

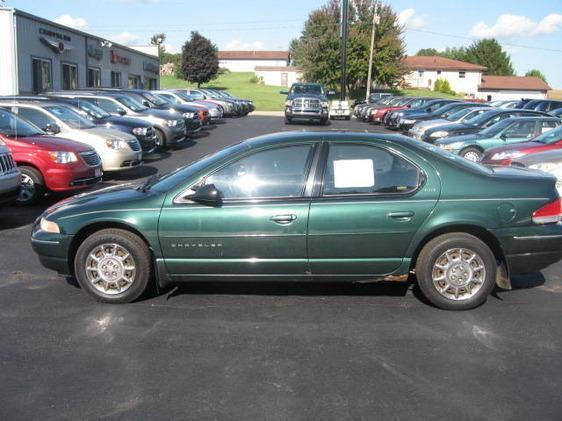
31,132,562,310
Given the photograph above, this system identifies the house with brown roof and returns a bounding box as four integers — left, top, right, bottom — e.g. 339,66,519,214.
218,50,289,72
477,75,551,101
403,56,487,97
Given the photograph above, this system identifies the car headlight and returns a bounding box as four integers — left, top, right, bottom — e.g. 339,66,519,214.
321,101,329,108
132,127,148,136
183,112,195,119
490,151,524,161
48,151,78,164
402,119,416,124
285,100,293,107
105,139,126,150
40,217,60,234
438,142,464,150
430,130,449,138
167,119,180,127
398,112,404,117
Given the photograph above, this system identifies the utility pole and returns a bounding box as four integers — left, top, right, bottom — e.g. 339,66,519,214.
366,0,379,100
340,0,349,101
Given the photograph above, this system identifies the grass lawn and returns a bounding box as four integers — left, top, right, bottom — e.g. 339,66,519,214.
161,72,286,111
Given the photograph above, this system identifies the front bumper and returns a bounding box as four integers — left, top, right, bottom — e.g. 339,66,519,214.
285,107,329,121
492,224,562,274
135,134,158,154
101,149,143,172
45,164,103,192
31,222,73,275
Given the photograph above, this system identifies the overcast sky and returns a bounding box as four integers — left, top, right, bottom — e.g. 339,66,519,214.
6,0,562,87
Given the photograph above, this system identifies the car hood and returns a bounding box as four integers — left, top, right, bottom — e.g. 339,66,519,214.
141,108,183,120
415,118,449,129
100,115,151,128
83,127,137,141
437,133,485,146
8,134,94,152
155,104,199,113
428,123,479,135
287,93,328,101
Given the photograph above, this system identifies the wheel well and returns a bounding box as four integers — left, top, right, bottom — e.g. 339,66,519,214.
16,161,41,172
68,221,153,276
410,224,506,270
460,144,483,152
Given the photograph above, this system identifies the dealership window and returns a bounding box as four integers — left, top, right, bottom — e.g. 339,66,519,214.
418,70,424,77
111,71,122,88
31,58,52,94
128,75,141,89
146,77,157,90
87,67,101,88
459,71,466,78
437,70,442,75
61,63,78,90
322,144,420,196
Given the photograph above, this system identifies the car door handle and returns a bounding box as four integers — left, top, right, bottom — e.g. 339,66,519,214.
270,214,297,224
387,211,415,221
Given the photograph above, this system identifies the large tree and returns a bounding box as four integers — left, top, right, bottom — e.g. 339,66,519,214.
150,32,167,57
290,0,407,93
179,31,219,87
416,46,468,61
465,39,514,76
525,69,548,83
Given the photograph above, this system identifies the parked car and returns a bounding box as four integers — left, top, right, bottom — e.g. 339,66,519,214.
355,95,397,120
31,131,562,310
409,107,492,140
36,96,157,154
482,125,562,166
48,92,186,148
183,89,239,117
397,102,486,131
152,90,223,123
549,107,562,119
0,139,20,205
203,89,254,115
329,100,351,120
359,96,402,121
523,100,562,112
369,97,419,124
421,109,552,143
436,117,561,161
386,99,460,130
281,83,332,124
0,108,102,205
488,100,519,108
512,150,562,194
0,100,142,172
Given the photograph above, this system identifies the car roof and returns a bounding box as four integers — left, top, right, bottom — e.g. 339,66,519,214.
496,116,560,123
0,99,70,108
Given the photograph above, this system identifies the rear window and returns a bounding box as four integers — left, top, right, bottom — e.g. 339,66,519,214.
412,141,493,175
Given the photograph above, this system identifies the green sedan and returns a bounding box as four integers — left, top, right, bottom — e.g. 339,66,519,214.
31,132,562,310
436,117,561,162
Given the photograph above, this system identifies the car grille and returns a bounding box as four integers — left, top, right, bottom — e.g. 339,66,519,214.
128,139,142,152
294,98,320,109
0,152,16,175
80,150,102,167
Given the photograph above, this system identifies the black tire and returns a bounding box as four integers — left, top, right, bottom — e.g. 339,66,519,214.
284,117,292,124
321,118,329,125
459,147,483,162
415,233,497,310
154,128,167,150
345,116,351,120
17,166,45,206
74,229,153,304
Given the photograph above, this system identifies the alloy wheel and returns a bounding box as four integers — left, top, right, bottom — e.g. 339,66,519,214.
85,243,137,295
18,173,35,203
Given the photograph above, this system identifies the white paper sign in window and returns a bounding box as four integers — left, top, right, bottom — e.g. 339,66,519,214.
333,159,374,188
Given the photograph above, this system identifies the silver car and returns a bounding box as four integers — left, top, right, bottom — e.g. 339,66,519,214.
0,101,142,172
0,141,20,205
409,107,492,140
153,90,224,121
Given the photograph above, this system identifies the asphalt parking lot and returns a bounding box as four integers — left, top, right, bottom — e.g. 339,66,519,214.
1,116,561,420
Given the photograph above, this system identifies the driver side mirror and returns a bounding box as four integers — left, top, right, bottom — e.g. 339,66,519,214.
279,90,289,95
189,183,223,207
44,123,60,135
117,109,127,116
500,133,508,140
142,100,151,107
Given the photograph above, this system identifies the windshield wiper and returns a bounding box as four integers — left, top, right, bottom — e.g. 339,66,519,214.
137,174,159,192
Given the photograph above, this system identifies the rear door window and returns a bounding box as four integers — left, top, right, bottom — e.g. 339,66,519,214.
14,107,56,130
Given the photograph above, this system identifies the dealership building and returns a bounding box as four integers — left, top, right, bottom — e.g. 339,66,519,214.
0,8,160,96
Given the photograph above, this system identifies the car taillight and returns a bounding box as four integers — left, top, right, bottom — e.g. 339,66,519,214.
532,198,562,224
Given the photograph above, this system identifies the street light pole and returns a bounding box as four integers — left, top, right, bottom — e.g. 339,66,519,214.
340,0,349,101
366,0,379,100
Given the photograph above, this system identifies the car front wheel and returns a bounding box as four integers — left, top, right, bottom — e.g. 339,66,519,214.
17,166,45,206
415,233,497,310
74,229,153,303
460,147,483,162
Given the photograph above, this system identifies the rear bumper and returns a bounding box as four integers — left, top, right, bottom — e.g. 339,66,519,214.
492,224,562,274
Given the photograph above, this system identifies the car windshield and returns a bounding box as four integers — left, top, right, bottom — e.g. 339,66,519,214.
464,111,501,126
45,105,95,129
150,141,250,192
175,91,197,102
188,90,206,100
408,98,426,108
290,84,324,95
74,100,111,119
0,109,45,137
143,92,168,106
533,125,562,144
116,95,148,112
478,119,515,137
154,93,173,104
395,98,412,106
446,108,475,121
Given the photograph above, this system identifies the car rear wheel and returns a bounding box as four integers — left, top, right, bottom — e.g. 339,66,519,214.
74,229,152,303
17,166,45,206
460,147,483,162
154,128,167,149
415,233,497,310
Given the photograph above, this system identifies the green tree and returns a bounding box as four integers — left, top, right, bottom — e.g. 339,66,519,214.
465,39,514,76
417,48,440,56
290,0,407,94
525,69,548,83
150,33,167,57
179,31,219,87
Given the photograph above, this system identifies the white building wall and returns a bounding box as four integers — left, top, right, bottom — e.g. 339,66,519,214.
404,70,482,96
0,10,18,95
219,59,288,72
476,90,547,101
255,70,302,87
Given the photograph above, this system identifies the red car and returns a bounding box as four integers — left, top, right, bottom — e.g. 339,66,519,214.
0,108,103,205
482,125,562,166
369,97,414,123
